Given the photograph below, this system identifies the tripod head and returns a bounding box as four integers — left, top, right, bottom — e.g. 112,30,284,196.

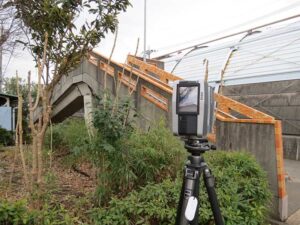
183,137,216,155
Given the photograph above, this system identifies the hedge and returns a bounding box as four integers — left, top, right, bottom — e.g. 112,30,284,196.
90,151,272,225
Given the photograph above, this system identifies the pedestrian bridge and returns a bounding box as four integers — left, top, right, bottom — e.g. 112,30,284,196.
50,51,288,222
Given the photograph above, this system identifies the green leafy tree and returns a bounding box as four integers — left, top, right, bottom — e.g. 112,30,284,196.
7,0,131,185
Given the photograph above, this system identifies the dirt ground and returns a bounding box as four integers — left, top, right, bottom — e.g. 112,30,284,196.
0,146,97,210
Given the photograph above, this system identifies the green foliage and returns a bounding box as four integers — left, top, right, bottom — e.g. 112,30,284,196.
125,120,185,183
46,104,184,206
44,118,91,168
44,122,66,151
91,95,185,205
90,179,179,225
0,200,75,225
90,151,272,225
44,101,271,225
32,204,75,225
0,200,34,225
93,94,135,145
3,77,36,98
91,95,137,204
11,0,131,77
44,118,90,152
0,126,14,146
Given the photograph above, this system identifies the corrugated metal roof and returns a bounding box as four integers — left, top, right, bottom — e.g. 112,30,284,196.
163,20,300,85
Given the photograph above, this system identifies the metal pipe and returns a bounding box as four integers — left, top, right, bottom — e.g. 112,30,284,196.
143,0,147,62
155,14,300,60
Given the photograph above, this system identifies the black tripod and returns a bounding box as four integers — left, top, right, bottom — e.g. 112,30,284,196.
175,138,224,225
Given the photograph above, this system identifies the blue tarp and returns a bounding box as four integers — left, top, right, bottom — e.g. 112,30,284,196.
0,107,12,131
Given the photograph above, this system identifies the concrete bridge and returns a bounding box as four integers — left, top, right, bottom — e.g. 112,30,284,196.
50,52,180,131
49,51,292,222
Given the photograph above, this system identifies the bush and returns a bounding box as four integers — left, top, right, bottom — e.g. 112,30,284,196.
92,93,178,200
0,127,14,146
44,118,90,153
0,200,34,225
0,200,75,225
90,151,272,225
125,120,186,184
32,204,75,225
91,117,186,205
93,94,135,146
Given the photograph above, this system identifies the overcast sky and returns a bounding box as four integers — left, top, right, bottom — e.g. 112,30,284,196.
4,0,300,80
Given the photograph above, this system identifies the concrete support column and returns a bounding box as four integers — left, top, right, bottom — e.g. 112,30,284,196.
76,83,96,137
83,92,95,137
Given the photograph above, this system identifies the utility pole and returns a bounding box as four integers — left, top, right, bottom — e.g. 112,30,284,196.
143,0,147,62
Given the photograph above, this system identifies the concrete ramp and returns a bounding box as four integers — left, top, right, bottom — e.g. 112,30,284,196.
214,93,288,221
50,52,182,130
50,51,290,221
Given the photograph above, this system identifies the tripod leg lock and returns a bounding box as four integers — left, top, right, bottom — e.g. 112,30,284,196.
204,168,215,188
203,168,224,225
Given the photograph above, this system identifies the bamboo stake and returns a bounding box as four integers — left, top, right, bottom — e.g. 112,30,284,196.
128,38,140,96
103,26,118,108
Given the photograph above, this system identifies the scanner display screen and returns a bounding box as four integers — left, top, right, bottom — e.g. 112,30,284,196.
178,86,198,113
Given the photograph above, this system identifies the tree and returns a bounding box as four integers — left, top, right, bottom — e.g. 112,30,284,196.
0,0,23,91
9,0,131,185
0,0,22,53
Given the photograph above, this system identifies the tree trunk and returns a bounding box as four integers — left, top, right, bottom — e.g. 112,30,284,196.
16,72,30,190
37,134,43,184
18,96,29,189
31,135,37,183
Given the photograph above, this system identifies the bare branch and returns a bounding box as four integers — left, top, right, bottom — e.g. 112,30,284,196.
30,32,48,111
105,26,118,91
128,38,140,96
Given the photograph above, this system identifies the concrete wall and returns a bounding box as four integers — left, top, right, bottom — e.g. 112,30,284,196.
216,120,286,220
51,55,172,131
91,55,172,129
223,79,300,160
51,55,289,220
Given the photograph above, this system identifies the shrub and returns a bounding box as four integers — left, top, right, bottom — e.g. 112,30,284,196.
32,203,75,225
0,126,14,146
44,122,66,151
125,120,186,184
91,117,186,205
93,94,135,146
90,151,272,225
0,200,34,225
0,200,75,225
44,118,90,154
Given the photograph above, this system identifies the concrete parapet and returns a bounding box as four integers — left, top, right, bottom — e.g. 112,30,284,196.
216,120,288,221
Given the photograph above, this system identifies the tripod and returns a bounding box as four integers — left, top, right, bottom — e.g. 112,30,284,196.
175,138,224,225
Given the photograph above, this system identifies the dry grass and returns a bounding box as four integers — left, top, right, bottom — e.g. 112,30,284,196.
0,146,97,212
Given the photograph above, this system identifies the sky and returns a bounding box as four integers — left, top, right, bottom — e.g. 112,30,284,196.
3,0,300,80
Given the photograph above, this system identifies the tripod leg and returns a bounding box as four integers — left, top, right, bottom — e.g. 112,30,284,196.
175,166,200,225
203,168,224,225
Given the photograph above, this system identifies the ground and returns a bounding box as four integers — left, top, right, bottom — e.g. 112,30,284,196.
285,159,300,225
1,147,300,224
0,146,97,218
